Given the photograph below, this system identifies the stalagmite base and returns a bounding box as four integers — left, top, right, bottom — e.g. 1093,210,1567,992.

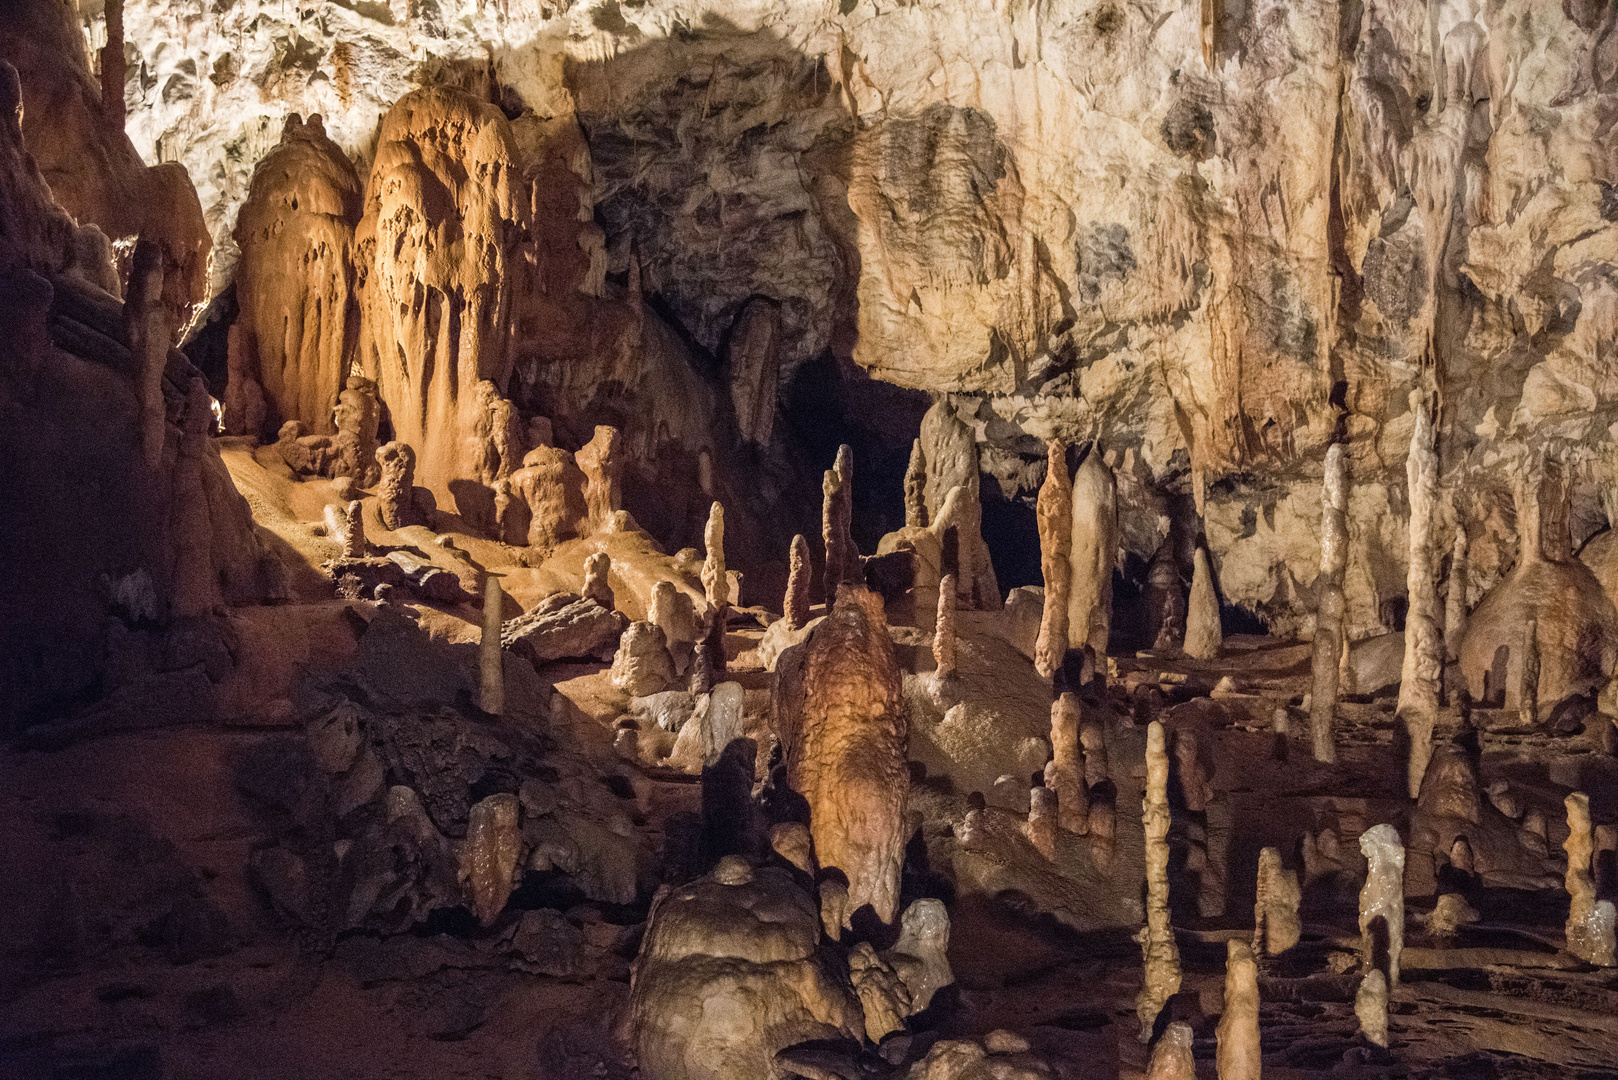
1216,938,1261,1080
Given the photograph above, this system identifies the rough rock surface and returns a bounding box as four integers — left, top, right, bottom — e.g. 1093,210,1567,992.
502,593,627,665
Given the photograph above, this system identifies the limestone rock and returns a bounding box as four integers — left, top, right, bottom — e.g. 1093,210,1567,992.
1183,547,1222,661
1145,1022,1195,1080
501,593,627,665
774,586,908,926
1215,939,1261,1080
611,621,676,699
459,793,521,927
1067,447,1116,656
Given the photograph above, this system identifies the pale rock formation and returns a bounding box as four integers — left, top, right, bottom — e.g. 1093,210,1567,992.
702,681,747,767
1067,446,1116,655
848,942,910,1042
918,401,998,610
1355,969,1389,1049
1216,939,1261,1080
1358,824,1405,988
460,792,521,927
651,580,701,676
611,622,677,699
479,574,505,716
232,113,361,438
1183,548,1222,661
355,86,531,506
575,425,623,535
1081,720,1109,791
1002,586,1044,662
1146,527,1186,652
785,534,812,630
1460,460,1618,719
1043,693,1088,835
821,463,855,603
701,502,728,611
1145,1022,1196,1080
768,822,814,874
885,898,953,1014
509,445,587,550
1564,792,1617,967
904,439,927,528
1254,846,1301,956
375,442,420,531
1024,786,1058,860
724,297,781,447
933,572,958,681
331,375,381,486
774,586,908,926
1445,528,1469,662
901,1039,1055,1080
1311,442,1348,763
1425,893,1480,937
623,858,862,1080
342,501,365,560
1034,438,1072,678
1136,720,1181,1039
1398,395,1442,799
582,552,615,611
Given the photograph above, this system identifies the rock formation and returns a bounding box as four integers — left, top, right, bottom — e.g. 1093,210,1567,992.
376,442,420,531
1254,846,1301,956
917,401,998,610
1145,1022,1195,1080
701,502,728,611
1215,938,1261,1080
342,501,365,560
1398,395,1442,799
1355,968,1389,1049
1445,528,1469,662
1311,442,1348,763
784,534,812,631
1136,720,1181,1039
1025,786,1058,860
1359,823,1405,989
886,898,954,1013
582,552,614,611
611,622,676,699
460,792,520,926
1068,446,1116,655
331,375,381,486
904,438,927,528
1043,693,1088,835
479,575,505,716
774,586,908,926
1035,438,1072,678
933,572,958,681
651,580,701,676
1183,548,1222,661
1564,792,1617,967
821,458,855,604
1146,526,1186,653
231,113,361,438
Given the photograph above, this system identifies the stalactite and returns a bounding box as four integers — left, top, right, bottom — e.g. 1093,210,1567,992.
1398,395,1441,799
1309,443,1348,762
1035,438,1072,679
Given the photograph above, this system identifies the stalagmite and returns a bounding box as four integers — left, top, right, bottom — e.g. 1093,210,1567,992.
1254,846,1301,956
919,401,1000,609
1520,616,1541,727
650,580,700,676
1136,720,1181,1040
1398,395,1442,798
1025,786,1057,859
1445,528,1468,661
342,500,365,559
784,534,811,630
126,238,169,470
460,792,520,927
1043,692,1088,834
1146,524,1185,652
822,464,855,602
610,622,675,698
1082,720,1108,790
1355,969,1389,1048
1358,823,1405,988
1311,442,1348,763
1184,547,1223,661
1215,939,1261,1080
583,552,614,611
376,442,419,531
1068,447,1117,655
933,572,957,680
1035,438,1072,678
479,574,505,716
701,502,728,611
1564,792,1617,966
904,439,927,528
1146,1022,1195,1080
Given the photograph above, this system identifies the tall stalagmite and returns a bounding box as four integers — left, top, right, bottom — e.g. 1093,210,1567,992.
1184,548,1223,661
1358,823,1405,988
784,534,811,630
1035,438,1072,679
1397,395,1441,798
1068,447,1116,654
918,401,998,609
1043,692,1088,834
1564,792,1618,967
903,439,927,528
1215,939,1261,1080
232,113,362,437
1444,528,1468,661
1254,846,1301,956
933,573,957,680
1136,720,1181,1039
355,86,531,503
1311,442,1348,762
701,502,728,611
479,574,505,716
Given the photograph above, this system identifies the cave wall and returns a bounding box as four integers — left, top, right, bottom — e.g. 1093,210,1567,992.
82,0,1618,633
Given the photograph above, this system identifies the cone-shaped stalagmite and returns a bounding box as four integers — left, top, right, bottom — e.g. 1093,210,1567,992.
1216,939,1261,1080
785,534,812,630
1184,547,1222,660
904,439,927,528
1136,720,1181,1039
1035,438,1072,678
479,573,505,716
1445,528,1468,661
342,500,365,559
702,502,728,610
822,447,858,601
583,551,614,611
1068,447,1116,655
1043,692,1088,834
1311,442,1348,762
1398,395,1441,798
1565,792,1618,966
934,573,957,680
